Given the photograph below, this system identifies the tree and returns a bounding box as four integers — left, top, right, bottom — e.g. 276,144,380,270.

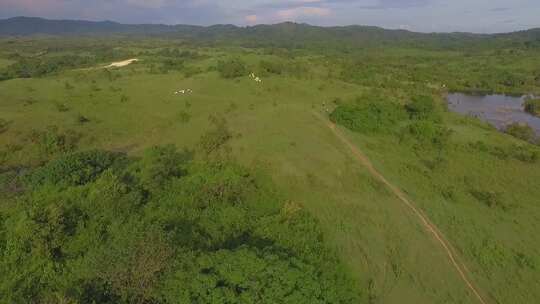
0,145,360,304
505,123,536,143
405,95,438,120
217,58,247,78
524,98,540,117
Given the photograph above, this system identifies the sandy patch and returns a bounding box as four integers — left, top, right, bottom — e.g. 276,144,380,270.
105,58,139,68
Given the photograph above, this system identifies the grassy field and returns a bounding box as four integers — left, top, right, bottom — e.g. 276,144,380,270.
0,58,14,68
1,39,540,303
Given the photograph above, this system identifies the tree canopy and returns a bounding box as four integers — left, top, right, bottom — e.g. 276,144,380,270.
0,147,359,303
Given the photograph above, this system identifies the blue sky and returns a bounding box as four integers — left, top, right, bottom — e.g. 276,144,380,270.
1,0,539,33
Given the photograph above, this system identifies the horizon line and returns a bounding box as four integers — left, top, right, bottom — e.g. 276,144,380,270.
2,15,539,35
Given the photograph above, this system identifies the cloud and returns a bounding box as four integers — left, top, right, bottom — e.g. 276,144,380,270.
1,0,66,15
358,0,430,10
124,0,170,9
490,7,511,12
276,7,331,20
245,14,258,23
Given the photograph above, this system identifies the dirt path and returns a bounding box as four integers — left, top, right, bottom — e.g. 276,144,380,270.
313,112,488,304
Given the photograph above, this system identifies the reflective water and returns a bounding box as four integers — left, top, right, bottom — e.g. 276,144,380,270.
446,93,540,136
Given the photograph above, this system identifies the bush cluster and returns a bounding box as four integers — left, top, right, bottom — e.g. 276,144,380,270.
329,101,407,133
469,141,538,163
331,95,451,150
217,58,247,78
0,146,360,303
29,125,80,157
505,123,537,143
524,98,540,116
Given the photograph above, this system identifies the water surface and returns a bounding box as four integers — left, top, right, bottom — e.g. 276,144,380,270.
446,93,540,136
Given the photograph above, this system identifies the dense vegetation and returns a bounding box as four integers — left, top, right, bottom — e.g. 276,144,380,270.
524,98,540,116
217,59,247,79
1,24,540,303
0,141,358,303
330,95,451,151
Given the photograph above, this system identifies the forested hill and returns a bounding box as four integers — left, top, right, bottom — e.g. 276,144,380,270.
0,17,180,35
1,16,540,48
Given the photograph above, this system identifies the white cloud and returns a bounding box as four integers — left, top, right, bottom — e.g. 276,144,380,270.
276,6,331,20
245,14,258,23
124,0,169,9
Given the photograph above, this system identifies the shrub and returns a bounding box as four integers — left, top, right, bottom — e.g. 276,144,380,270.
75,114,90,124
405,120,452,149
183,66,202,78
161,58,184,73
405,95,438,120
217,58,247,79
54,102,69,112
120,94,129,103
26,150,122,187
131,144,192,191
330,101,407,134
512,145,539,163
505,123,536,143
524,98,540,116
259,60,284,75
29,126,80,156
0,118,9,134
199,115,233,156
469,141,538,163
177,110,191,123
470,189,509,210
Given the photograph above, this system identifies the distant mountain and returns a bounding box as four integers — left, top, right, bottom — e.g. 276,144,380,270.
0,16,181,35
1,16,539,48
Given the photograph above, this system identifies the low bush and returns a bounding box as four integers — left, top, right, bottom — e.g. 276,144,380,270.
25,150,123,187
469,141,538,163
217,58,247,79
29,125,80,156
405,95,440,121
75,114,90,124
198,115,233,156
524,98,540,116
505,123,536,143
469,189,510,211
0,118,9,134
177,110,191,123
259,60,284,75
512,145,539,162
404,120,452,149
330,101,407,133
54,102,69,112
183,65,203,78
128,144,192,192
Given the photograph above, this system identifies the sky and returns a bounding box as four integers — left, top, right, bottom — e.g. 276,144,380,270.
0,0,539,33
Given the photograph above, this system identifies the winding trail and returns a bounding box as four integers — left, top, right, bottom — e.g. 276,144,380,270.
313,112,488,304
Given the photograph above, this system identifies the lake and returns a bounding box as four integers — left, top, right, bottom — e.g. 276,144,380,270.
446,93,540,136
